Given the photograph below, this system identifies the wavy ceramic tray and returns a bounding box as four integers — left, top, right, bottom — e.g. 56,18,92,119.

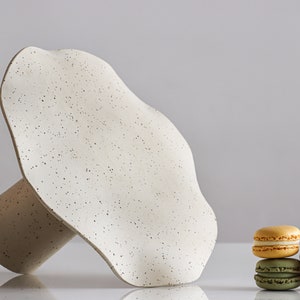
0,47,217,287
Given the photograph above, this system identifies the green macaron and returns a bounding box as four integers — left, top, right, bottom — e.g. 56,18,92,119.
255,258,300,290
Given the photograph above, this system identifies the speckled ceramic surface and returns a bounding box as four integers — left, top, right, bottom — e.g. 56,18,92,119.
0,179,75,274
0,47,217,287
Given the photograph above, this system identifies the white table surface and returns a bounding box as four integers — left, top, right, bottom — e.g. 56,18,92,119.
0,238,299,300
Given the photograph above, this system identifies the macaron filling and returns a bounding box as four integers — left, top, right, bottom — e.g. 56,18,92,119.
253,240,300,246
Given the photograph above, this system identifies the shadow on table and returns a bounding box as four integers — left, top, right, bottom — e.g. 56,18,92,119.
1,274,56,299
255,290,300,300
200,283,258,291
38,273,129,289
1,274,210,299
1,273,128,289
122,285,208,300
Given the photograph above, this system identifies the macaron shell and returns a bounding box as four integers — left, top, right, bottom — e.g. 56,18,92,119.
253,225,300,242
252,245,299,258
254,274,300,290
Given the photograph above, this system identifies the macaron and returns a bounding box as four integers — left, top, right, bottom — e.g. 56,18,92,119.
252,225,300,258
254,258,300,290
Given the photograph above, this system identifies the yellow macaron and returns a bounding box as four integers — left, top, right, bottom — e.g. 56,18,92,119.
252,225,300,258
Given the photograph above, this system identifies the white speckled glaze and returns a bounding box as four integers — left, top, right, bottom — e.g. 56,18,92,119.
1,47,217,287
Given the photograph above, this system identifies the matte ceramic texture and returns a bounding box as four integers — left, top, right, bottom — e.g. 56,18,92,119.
0,179,75,274
0,47,217,287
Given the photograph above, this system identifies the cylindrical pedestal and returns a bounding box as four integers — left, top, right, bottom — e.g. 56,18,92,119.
0,179,76,274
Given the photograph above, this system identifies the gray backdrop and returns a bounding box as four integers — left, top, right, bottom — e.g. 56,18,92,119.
1,0,299,242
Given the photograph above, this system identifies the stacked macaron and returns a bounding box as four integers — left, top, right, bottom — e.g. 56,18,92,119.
253,225,300,290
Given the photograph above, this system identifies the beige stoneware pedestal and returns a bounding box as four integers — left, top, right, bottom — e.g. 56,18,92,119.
0,179,75,274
